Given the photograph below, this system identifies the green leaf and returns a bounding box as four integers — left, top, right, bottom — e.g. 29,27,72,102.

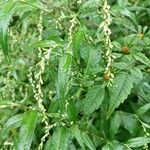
118,0,129,7
107,72,133,118
113,62,130,70
102,144,110,150
133,53,150,66
80,0,99,11
67,100,77,122
48,100,60,113
57,53,72,99
130,67,143,84
29,40,57,49
1,114,23,139
102,140,125,150
0,0,16,57
82,132,96,150
127,137,150,147
110,112,121,135
120,112,139,134
73,26,85,57
122,9,137,25
71,125,85,150
0,0,43,58
83,85,105,114
80,47,101,71
45,127,70,150
17,110,37,150
137,103,150,116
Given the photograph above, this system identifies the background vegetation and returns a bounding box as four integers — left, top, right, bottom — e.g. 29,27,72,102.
0,0,150,149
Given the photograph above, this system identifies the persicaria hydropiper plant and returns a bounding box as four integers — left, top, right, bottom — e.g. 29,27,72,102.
0,0,150,149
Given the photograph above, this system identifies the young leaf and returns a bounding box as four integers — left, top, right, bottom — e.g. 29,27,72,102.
83,85,105,114
82,132,96,150
107,72,133,118
127,137,150,148
71,125,85,150
45,127,70,150
17,110,37,150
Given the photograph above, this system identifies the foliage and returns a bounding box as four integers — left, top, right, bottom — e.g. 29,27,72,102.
0,0,150,149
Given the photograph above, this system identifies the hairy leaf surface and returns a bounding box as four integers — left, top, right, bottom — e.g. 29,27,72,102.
83,85,105,114
107,72,133,117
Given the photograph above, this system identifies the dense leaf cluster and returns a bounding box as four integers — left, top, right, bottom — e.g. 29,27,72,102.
0,0,150,149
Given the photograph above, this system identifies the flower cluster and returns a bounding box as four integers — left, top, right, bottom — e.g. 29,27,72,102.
28,11,50,150
67,15,77,51
99,0,115,86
